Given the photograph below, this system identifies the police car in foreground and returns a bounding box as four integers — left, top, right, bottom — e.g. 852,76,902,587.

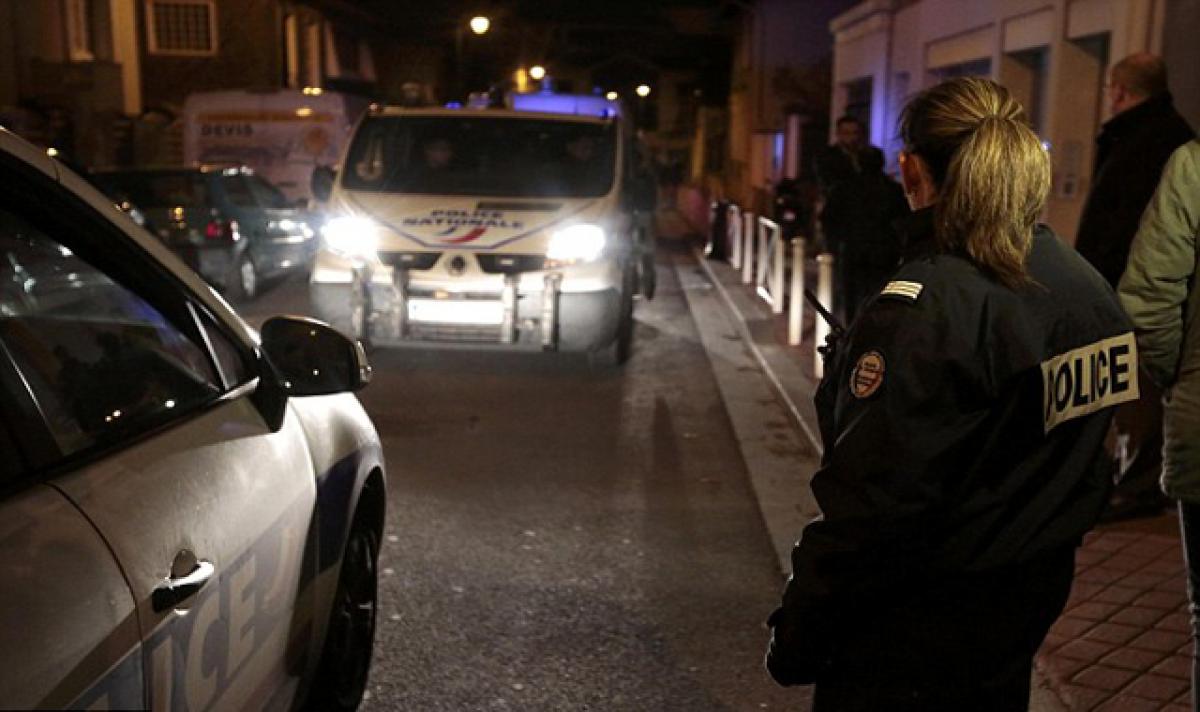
309,90,657,365
0,128,384,710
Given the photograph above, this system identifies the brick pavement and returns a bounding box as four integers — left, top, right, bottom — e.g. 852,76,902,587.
1037,518,1193,711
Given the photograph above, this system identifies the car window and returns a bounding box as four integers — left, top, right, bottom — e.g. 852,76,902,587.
195,307,251,388
246,175,291,209
221,174,256,208
342,116,617,198
0,206,222,458
221,174,290,210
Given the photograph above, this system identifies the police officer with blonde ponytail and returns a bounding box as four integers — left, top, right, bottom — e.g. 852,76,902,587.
765,77,1138,711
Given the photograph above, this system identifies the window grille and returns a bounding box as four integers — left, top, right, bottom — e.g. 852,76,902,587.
146,0,216,56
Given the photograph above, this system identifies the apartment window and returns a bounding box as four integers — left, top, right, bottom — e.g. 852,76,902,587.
65,0,94,61
146,0,217,56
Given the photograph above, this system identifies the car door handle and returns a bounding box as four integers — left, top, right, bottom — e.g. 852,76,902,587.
152,559,215,612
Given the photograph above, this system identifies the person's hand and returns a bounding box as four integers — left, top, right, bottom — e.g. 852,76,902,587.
763,606,826,686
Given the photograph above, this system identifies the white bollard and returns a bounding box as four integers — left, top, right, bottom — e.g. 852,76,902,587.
756,220,769,289
788,238,805,345
742,212,755,285
770,227,785,315
814,252,835,378
729,206,742,269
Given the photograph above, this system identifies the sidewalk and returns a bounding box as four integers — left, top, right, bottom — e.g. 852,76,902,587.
658,207,1193,712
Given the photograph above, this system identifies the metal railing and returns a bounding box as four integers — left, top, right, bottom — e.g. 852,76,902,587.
709,202,836,376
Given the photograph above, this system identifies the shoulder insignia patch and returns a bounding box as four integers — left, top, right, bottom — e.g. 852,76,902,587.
880,280,924,302
850,351,886,399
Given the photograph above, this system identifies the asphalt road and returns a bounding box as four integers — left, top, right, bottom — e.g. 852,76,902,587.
241,247,812,711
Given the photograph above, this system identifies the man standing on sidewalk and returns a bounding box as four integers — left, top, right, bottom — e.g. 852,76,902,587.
815,116,886,322
1076,53,1194,519
1118,139,1200,711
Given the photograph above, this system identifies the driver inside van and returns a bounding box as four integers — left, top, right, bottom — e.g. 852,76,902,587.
422,137,455,171
410,136,457,193
542,134,607,196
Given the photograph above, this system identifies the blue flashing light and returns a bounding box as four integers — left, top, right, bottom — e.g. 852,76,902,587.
509,92,621,119
444,101,464,109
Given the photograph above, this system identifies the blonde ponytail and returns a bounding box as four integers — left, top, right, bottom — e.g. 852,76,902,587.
899,77,1051,287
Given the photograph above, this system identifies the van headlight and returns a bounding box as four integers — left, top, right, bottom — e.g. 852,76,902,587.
547,224,606,264
321,216,379,259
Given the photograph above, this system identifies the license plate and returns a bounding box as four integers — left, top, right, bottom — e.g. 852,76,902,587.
407,299,504,325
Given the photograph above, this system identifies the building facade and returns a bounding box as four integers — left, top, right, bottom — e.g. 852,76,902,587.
717,0,861,213
830,0,1200,241
0,0,380,166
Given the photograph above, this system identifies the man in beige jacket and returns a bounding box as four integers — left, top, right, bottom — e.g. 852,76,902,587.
1118,138,1200,709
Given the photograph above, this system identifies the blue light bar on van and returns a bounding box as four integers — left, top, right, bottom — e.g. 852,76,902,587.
508,93,620,119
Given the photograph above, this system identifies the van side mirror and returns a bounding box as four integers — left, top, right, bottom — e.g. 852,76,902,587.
311,165,337,203
260,316,371,396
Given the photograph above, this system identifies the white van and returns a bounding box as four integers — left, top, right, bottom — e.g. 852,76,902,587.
308,92,656,364
183,89,369,202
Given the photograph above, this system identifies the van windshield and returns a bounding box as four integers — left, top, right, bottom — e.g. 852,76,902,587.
341,116,617,198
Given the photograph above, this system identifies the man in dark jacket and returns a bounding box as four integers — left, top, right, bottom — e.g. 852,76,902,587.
1076,53,1194,286
814,116,881,198
1076,53,1194,520
814,116,887,321
819,149,909,322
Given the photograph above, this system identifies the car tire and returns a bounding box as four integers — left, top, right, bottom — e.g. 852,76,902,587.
590,278,634,370
228,253,258,303
305,513,379,712
638,250,657,301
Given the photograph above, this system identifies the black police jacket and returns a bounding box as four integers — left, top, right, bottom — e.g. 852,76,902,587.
767,209,1138,685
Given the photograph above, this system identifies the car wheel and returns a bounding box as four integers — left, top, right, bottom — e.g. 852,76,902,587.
638,250,657,301
590,278,635,369
228,253,258,302
306,516,378,711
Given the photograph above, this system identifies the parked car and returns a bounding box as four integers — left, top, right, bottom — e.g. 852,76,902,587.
89,165,318,301
0,127,384,711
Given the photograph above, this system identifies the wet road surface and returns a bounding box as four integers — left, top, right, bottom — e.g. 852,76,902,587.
241,246,812,711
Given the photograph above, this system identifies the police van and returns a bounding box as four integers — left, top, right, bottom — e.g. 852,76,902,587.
308,90,656,364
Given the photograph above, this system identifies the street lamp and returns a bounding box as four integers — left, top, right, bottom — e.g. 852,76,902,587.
469,16,490,35
529,65,546,81
605,91,618,101
636,84,651,98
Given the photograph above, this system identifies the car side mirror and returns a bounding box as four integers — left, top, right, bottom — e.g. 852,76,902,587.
260,316,371,396
311,165,337,203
